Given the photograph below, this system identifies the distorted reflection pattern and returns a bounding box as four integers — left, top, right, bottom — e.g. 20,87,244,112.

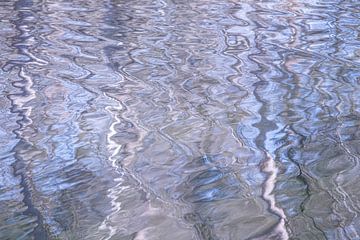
1,0,360,239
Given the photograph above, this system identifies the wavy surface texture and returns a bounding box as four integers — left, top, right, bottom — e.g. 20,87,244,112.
1,0,360,239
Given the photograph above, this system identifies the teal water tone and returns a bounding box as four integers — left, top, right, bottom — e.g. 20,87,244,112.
1,0,360,239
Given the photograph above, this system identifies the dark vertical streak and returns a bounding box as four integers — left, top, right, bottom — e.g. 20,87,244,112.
6,0,48,239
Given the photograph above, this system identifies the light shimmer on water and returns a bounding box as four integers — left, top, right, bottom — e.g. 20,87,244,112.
1,0,360,239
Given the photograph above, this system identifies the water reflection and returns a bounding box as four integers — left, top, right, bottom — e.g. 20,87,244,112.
1,0,360,239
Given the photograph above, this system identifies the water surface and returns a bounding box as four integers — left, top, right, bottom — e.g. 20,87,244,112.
1,0,360,239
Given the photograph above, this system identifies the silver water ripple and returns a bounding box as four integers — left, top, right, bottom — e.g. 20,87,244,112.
1,0,360,239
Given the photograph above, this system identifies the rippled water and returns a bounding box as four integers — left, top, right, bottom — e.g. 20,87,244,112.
1,0,360,239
